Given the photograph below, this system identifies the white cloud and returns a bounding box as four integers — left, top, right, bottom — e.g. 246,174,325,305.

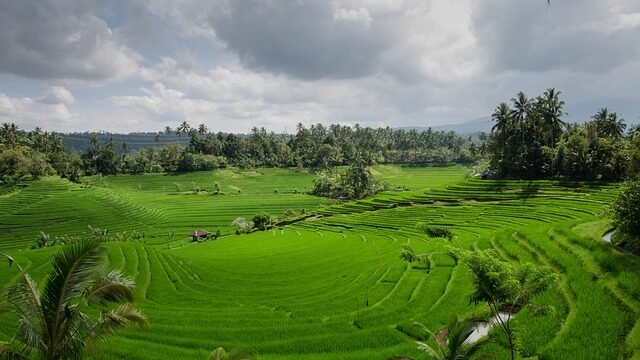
40,87,75,105
0,0,142,81
0,91,80,130
2,0,640,133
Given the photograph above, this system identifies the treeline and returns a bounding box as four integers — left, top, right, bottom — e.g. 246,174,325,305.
1,122,477,183
488,89,640,180
0,124,75,184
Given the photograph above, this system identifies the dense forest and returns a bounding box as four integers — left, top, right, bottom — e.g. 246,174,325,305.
487,89,640,180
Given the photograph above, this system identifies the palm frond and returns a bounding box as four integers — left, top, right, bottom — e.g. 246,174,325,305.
416,341,442,359
6,274,42,323
0,342,29,360
93,304,147,340
41,240,103,328
209,347,228,360
85,270,135,305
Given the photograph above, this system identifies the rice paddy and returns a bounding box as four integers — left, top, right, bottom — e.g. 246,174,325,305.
1,165,639,359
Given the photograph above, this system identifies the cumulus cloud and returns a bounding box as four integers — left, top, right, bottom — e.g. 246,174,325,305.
145,0,480,82
0,0,141,81
40,87,75,105
472,0,640,73
0,91,79,130
2,0,640,133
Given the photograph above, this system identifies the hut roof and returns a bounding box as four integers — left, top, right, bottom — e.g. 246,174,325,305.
191,229,209,237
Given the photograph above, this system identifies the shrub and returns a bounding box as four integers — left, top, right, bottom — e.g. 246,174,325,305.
252,213,272,231
610,180,640,254
416,222,454,240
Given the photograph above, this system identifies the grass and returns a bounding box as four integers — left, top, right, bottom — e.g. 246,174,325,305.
0,164,639,359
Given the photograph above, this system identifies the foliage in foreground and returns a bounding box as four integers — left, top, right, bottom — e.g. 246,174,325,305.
450,248,558,360
414,317,491,360
0,240,147,360
611,180,640,254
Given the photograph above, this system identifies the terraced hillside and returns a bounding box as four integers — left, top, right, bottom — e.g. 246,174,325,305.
1,166,639,359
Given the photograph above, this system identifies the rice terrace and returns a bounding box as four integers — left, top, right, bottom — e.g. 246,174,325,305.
2,1,640,360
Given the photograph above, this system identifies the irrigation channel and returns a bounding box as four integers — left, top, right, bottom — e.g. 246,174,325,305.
466,312,514,344
603,230,614,243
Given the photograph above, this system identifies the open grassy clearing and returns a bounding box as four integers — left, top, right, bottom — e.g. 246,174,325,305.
1,165,639,359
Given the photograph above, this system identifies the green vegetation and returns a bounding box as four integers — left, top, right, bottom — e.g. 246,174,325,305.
311,161,383,200
413,317,490,360
1,165,639,359
611,180,640,254
0,241,146,359
1,122,477,181
451,248,558,360
487,89,639,180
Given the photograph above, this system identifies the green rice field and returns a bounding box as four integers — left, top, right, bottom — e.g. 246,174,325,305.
1,165,639,359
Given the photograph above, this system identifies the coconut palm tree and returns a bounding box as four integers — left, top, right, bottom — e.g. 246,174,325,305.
0,241,147,360
491,103,513,136
592,107,609,129
540,88,565,149
176,121,191,142
603,112,626,139
198,124,208,136
414,317,490,360
510,92,531,144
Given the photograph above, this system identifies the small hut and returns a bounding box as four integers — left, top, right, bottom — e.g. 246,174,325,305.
191,229,209,241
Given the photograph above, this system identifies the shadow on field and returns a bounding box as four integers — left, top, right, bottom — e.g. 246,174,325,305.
519,181,540,200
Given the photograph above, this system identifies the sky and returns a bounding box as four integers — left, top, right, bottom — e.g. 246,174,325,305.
0,0,639,133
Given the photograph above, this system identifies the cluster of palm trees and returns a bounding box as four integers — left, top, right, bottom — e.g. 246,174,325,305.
488,89,636,180
164,121,209,140
489,88,567,178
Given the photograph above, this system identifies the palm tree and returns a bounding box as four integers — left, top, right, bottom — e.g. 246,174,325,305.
176,121,191,143
198,124,208,136
603,113,626,139
0,241,147,360
592,107,609,129
491,103,513,136
540,88,565,149
510,92,531,144
164,126,173,135
414,317,490,360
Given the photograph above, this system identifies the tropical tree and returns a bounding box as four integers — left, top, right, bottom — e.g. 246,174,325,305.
592,107,609,130
610,180,640,254
414,317,490,360
0,240,147,360
539,88,565,149
510,92,531,144
603,112,626,139
176,121,191,142
450,248,557,360
491,103,513,136
198,124,208,136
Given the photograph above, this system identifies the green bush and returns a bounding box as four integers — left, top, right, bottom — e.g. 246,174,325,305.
610,180,640,254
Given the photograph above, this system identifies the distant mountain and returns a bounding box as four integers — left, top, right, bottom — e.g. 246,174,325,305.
397,116,492,135
565,98,640,125
60,132,190,153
